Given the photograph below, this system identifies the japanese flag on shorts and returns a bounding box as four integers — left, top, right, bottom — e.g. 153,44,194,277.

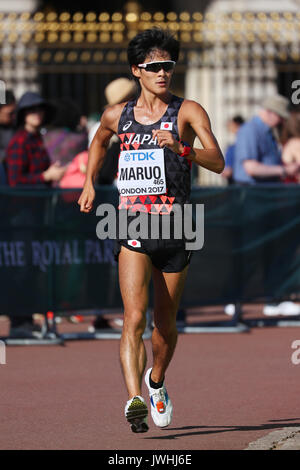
160,122,173,131
128,240,141,248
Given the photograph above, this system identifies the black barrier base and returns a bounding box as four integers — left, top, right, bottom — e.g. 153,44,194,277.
0,314,65,346
174,303,250,333
0,329,64,346
59,309,153,341
59,305,250,341
60,323,249,340
177,322,249,333
60,327,152,341
0,336,64,346
243,316,300,328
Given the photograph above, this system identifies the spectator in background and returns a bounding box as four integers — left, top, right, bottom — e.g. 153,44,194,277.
43,97,88,174
6,91,67,187
90,77,137,331
221,115,244,184
0,90,16,184
281,110,300,182
233,95,299,184
98,77,138,186
59,123,97,189
5,91,67,338
276,109,300,316
226,95,300,318
60,78,137,190
60,77,137,331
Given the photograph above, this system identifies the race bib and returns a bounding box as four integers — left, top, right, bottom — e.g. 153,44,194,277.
117,148,166,196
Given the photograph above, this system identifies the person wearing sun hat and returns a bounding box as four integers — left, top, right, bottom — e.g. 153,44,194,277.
79,78,137,331
262,94,290,120
5,91,67,339
104,77,138,107
6,91,67,187
226,95,300,318
232,94,299,185
14,91,55,129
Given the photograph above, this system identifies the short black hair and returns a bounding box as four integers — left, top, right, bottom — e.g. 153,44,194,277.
0,89,16,109
231,115,244,126
127,28,180,66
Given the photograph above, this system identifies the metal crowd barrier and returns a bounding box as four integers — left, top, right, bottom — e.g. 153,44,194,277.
1,184,300,344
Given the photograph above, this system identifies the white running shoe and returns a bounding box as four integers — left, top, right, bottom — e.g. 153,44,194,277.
144,368,173,428
124,395,149,433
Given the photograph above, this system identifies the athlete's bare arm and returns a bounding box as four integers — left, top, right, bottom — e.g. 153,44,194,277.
152,99,225,174
78,103,124,213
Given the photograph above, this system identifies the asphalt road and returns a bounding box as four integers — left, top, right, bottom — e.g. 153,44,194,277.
0,317,300,451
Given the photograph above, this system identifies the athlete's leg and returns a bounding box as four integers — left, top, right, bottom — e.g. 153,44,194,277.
119,245,152,399
150,265,189,383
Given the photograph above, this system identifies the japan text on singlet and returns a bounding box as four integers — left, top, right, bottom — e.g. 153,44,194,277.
117,94,191,215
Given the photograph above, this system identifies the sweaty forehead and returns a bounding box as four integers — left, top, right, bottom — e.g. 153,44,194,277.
145,49,171,62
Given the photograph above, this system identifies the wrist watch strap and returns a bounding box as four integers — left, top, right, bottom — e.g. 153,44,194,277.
177,140,191,157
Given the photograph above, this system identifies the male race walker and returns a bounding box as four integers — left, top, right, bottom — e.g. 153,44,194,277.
78,28,224,433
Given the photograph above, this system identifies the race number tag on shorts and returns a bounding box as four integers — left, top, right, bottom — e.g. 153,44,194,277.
117,148,166,196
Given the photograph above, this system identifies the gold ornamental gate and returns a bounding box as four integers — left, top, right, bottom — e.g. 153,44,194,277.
1,8,300,184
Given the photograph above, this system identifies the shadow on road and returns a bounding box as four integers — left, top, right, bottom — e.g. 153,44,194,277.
143,419,300,440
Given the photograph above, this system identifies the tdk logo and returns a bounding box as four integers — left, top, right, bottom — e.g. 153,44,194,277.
125,152,155,161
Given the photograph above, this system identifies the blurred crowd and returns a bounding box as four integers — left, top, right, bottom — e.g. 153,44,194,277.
0,82,300,337
221,95,300,185
0,78,137,338
220,95,300,318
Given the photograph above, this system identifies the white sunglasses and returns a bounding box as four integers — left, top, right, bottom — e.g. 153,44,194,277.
137,60,176,73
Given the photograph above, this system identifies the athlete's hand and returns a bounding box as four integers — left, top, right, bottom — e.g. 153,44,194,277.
284,162,300,177
78,182,95,213
152,129,181,154
43,161,68,182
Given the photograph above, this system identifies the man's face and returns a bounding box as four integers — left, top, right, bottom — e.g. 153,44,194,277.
132,49,174,95
0,103,16,125
24,105,45,129
267,110,283,128
227,120,240,135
